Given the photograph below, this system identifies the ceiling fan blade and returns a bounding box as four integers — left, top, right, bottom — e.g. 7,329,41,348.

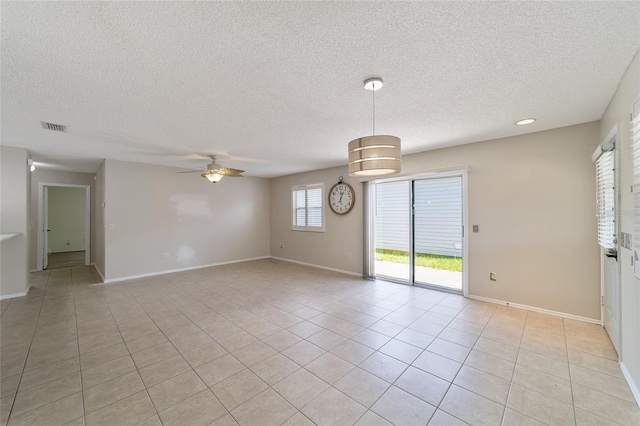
220,168,244,177
176,170,204,174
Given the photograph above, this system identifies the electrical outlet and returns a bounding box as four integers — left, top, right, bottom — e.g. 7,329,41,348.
490,272,497,281
280,244,283,249
161,252,170,259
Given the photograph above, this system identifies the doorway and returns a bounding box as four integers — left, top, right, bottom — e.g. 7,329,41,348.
594,127,620,356
37,183,90,270
373,173,467,294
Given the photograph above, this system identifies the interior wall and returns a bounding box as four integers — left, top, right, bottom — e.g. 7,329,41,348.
46,186,86,253
270,122,601,320
103,159,270,280
404,123,600,319
1,146,30,298
599,51,640,402
29,169,95,270
270,166,363,274
94,161,106,279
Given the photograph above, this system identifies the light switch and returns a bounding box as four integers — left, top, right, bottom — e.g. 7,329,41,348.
473,225,479,233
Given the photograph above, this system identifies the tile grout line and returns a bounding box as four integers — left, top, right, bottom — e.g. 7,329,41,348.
432,297,496,426
500,308,529,426
563,317,579,426
71,267,87,425
100,281,163,424
128,277,237,424
5,270,48,423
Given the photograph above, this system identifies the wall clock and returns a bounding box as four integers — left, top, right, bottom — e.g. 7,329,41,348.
329,176,355,215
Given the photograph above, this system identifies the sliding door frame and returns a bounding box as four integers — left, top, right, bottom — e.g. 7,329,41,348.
370,169,469,297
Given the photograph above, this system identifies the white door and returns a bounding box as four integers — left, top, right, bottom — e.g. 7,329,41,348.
594,131,620,356
603,253,620,354
43,186,49,270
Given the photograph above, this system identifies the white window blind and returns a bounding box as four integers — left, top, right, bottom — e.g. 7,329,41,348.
595,149,615,249
631,98,640,277
292,183,324,232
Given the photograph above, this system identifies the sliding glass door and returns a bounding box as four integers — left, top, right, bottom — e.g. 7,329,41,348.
374,174,464,293
374,181,411,281
413,177,463,291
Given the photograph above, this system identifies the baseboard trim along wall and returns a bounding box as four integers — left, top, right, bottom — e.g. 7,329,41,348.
91,263,106,283
468,294,601,325
621,362,640,407
0,287,30,300
99,256,271,284
270,256,362,277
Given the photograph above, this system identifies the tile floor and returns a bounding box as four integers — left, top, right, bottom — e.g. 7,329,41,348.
46,251,86,270
1,259,639,425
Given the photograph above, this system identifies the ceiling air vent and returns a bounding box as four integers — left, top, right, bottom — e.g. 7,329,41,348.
40,121,66,132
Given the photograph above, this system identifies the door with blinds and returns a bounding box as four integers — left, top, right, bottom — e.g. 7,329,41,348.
374,174,464,293
594,131,620,355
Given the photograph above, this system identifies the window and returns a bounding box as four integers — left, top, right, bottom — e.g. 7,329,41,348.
292,183,324,232
595,148,615,249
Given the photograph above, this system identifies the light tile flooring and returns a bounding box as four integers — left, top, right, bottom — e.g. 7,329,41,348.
375,261,462,291
1,259,639,425
46,251,86,270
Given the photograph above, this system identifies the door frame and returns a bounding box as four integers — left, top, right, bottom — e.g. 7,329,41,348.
597,125,621,356
37,182,91,270
371,168,469,297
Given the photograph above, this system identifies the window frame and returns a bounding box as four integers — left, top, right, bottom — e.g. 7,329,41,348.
291,183,325,232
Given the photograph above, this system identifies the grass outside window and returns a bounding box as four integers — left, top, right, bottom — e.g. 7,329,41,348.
375,249,462,272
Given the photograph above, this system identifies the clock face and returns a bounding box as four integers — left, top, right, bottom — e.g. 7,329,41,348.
329,182,355,215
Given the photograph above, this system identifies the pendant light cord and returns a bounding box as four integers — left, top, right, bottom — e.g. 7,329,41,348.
372,85,376,136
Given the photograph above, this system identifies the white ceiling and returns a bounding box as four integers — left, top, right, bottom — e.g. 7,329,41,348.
2,1,639,177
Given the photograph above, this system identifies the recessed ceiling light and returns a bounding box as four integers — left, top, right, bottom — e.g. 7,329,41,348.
516,118,536,125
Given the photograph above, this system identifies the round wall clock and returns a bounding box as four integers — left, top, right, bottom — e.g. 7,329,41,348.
329,177,355,215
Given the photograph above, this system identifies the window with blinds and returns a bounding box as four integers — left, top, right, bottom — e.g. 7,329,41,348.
631,97,640,278
595,147,615,250
292,183,324,232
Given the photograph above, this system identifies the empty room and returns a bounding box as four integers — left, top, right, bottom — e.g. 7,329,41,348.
1,2,640,425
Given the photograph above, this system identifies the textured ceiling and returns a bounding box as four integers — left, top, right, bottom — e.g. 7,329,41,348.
2,1,639,177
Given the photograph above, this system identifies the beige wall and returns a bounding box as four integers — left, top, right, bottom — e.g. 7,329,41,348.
600,52,640,402
270,166,363,274
29,169,95,270
1,146,30,298
103,159,270,280
94,162,106,279
47,186,86,253
405,122,601,319
270,122,601,319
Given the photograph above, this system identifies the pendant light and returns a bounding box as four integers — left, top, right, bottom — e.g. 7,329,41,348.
348,77,401,176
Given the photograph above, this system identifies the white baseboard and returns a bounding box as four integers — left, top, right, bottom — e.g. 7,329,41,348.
621,362,640,407
467,294,600,325
91,263,105,283
0,287,30,300
270,256,362,277
99,256,271,284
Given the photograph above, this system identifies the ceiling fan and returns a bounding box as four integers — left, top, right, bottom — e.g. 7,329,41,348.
177,155,244,183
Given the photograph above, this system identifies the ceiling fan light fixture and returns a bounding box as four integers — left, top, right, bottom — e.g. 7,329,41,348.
201,171,224,183
348,77,401,177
